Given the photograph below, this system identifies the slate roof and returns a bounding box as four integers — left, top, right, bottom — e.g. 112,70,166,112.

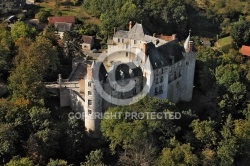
128,23,151,40
48,16,75,24
114,30,128,38
107,62,142,81
54,22,72,32
82,35,94,44
112,22,185,69
114,23,151,40
147,40,184,69
92,61,107,81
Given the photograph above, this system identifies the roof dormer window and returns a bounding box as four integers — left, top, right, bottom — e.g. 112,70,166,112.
169,55,174,65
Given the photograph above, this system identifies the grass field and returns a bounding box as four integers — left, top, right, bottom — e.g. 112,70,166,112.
35,0,100,25
215,36,233,53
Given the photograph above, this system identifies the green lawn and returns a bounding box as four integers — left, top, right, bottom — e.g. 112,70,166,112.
35,0,100,25
215,36,233,53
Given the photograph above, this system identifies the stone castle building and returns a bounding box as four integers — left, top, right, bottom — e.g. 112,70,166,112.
57,21,196,138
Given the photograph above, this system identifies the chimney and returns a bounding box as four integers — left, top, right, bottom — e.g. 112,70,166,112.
129,21,132,31
120,70,124,79
153,33,156,37
87,63,93,80
114,27,116,35
172,34,176,40
142,43,147,65
189,41,193,52
58,74,62,87
129,69,134,77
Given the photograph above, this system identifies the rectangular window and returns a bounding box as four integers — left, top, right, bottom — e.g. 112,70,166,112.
160,76,163,83
155,87,158,95
156,77,159,84
134,40,137,44
118,38,120,43
122,38,124,43
88,100,92,106
126,52,128,57
133,88,137,95
159,86,163,94
88,82,91,87
88,91,92,96
88,110,92,115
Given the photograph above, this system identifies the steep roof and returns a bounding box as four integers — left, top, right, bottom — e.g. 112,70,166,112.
128,23,151,40
146,40,184,69
114,23,151,40
54,22,72,32
240,45,250,56
48,16,75,24
108,62,142,81
92,61,107,81
82,35,94,44
114,30,128,38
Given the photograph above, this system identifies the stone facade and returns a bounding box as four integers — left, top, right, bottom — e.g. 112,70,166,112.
58,22,196,138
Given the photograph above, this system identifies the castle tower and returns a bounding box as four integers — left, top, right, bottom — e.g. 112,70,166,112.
143,56,154,96
181,30,196,102
84,61,103,138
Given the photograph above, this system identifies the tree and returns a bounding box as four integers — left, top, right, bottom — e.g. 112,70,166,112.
234,117,250,164
0,123,18,164
0,100,31,141
35,10,51,22
0,47,11,77
217,115,237,166
28,36,59,76
160,0,188,36
215,64,240,89
190,119,218,147
62,118,87,163
11,21,36,41
8,62,45,101
101,96,180,152
26,128,60,164
118,140,156,166
0,24,13,77
14,36,59,78
231,21,250,48
29,107,51,132
47,159,71,166
6,156,34,166
118,1,137,28
156,138,199,166
81,149,105,166
54,0,61,15
201,148,217,166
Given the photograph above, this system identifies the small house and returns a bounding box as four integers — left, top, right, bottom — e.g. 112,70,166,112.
81,35,94,50
48,16,75,38
54,22,73,39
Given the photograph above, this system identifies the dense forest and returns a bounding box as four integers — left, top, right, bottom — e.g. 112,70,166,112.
0,0,250,165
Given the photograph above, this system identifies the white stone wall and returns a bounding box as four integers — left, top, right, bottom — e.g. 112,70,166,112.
60,88,70,107
69,90,84,115
84,79,103,138
167,77,182,103
180,52,196,102
155,66,169,99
